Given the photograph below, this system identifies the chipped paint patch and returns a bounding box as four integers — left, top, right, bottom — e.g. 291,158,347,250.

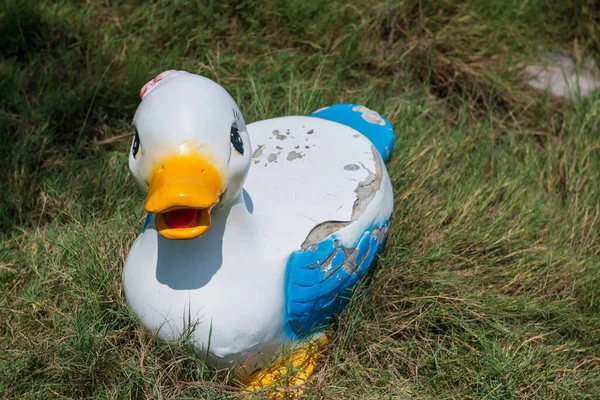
273,130,287,140
299,146,382,249
268,153,278,163
344,164,360,171
303,226,388,276
252,145,264,159
287,151,302,161
307,129,314,135
352,147,382,219
285,222,389,337
352,105,385,126
301,221,349,250
308,103,394,162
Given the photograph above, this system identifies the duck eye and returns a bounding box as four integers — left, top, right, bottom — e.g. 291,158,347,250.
230,124,244,155
132,128,142,159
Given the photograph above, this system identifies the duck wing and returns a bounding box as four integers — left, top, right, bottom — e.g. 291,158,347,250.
245,106,394,338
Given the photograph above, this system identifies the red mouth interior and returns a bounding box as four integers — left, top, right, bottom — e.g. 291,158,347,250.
165,209,198,229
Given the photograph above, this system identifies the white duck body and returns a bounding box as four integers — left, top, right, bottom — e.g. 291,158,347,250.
122,71,394,374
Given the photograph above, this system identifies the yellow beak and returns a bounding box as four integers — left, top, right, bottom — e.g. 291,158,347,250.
144,154,223,240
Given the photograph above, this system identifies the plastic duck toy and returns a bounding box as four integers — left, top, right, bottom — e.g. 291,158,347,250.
123,70,394,397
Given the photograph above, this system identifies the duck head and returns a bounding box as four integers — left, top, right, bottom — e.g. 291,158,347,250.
129,71,251,240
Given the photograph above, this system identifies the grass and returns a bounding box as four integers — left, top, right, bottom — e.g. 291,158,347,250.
1,0,600,398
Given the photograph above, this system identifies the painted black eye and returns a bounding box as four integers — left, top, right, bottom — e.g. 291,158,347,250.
230,124,244,155
132,128,141,159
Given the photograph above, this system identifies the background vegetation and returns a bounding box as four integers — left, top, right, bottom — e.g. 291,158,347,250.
1,0,599,398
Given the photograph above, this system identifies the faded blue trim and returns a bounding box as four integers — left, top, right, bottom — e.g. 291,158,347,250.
284,222,389,338
141,213,152,232
309,104,395,162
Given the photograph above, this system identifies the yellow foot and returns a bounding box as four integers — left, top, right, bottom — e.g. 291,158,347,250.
243,334,328,399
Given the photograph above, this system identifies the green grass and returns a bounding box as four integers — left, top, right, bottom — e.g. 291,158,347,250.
1,0,600,398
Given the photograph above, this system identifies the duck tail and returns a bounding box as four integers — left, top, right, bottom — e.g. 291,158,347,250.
309,104,395,162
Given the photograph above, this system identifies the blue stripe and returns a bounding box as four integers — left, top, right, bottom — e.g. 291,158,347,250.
141,213,152,232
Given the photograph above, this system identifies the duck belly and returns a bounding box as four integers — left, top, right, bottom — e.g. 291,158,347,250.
123,225,288,371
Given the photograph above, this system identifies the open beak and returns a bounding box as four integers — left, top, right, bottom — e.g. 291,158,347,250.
144,154,223,240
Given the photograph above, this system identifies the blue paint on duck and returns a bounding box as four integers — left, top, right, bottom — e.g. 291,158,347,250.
309,104,395,162
284,222,389,338
141,213,152,232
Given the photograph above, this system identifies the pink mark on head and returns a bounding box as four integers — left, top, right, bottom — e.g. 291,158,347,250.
140,70,179,99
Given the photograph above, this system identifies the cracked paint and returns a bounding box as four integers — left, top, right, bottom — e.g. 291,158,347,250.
303,230,386,277
301,221,349,251
285,222,389,337
352,148,382,219
299,146,382,249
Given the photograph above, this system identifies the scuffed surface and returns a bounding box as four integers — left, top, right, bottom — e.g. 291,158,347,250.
273,130,287,140
352,105,385,126
301,221,349,250
299,146,382,250
287,151,303,161
352,147,382,219
309,103,395,162
242,115,394,342
285,223,389,337
252,145,264,159
286,146,389,338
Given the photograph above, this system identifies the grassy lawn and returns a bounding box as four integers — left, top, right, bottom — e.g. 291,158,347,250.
1,0,600,398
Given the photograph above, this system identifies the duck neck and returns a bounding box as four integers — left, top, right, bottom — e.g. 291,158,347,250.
206,188,256,239
146,189,256,249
